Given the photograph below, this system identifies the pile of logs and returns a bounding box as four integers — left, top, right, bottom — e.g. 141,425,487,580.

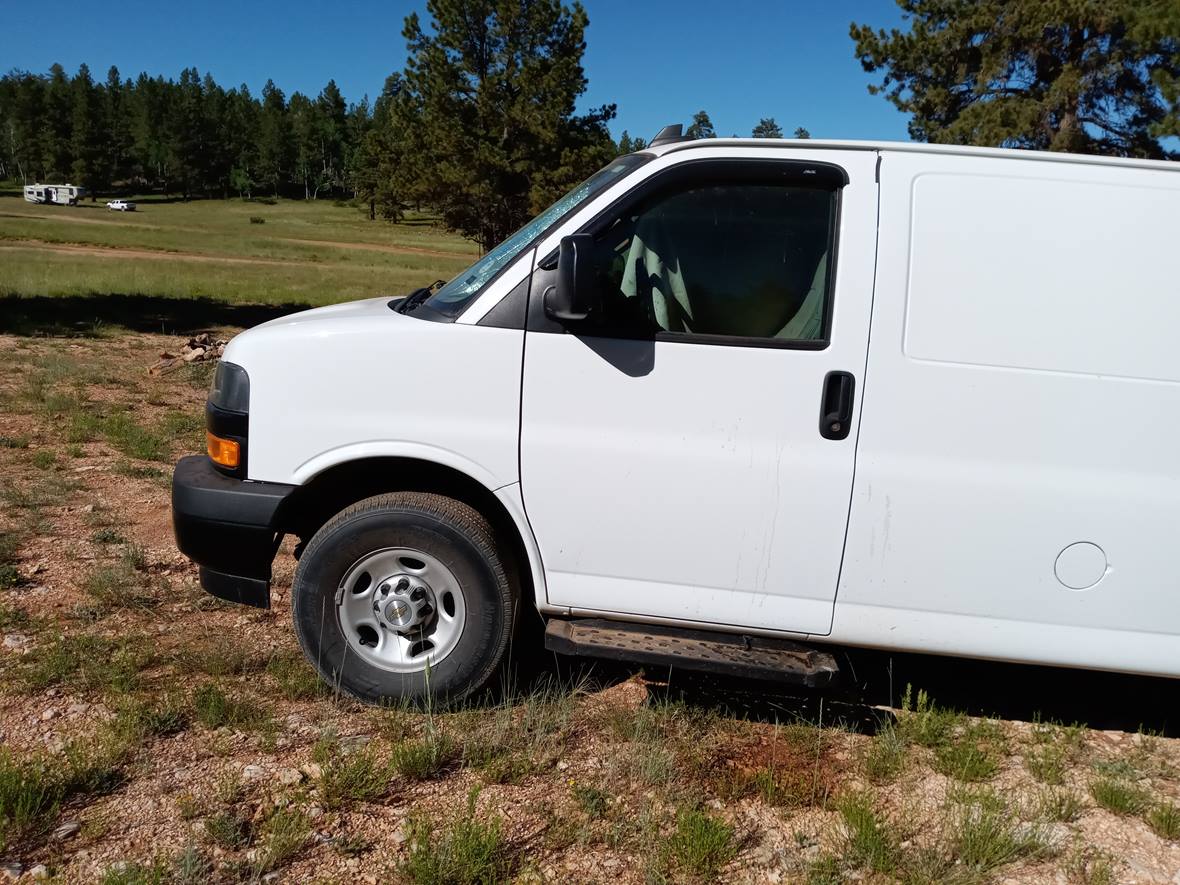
148,333,227,375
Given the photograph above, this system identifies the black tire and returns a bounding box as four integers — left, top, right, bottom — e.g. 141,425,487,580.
292,492,515,705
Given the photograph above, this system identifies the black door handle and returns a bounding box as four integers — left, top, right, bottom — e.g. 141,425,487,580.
819,371,855,440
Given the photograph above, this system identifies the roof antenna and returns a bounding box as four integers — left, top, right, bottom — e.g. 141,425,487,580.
649,123,689,148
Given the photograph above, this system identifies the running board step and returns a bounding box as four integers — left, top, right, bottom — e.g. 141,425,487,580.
544,618,839,688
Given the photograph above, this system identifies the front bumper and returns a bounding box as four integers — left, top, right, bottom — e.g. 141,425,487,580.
171,455,295,608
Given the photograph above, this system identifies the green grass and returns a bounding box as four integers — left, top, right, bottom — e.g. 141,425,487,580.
0,193,477,311
1089,777,1150,815
250,807,310,876
836,792,899,874
948,788,1053,873
1036,787,1085,822
667,807,737,878
401,789,511,885
864,722,907,784
203,809,252,849
1146,802,1180,839
192,684,273,732
11,632,145,694
393,731,458,781
897,686,962,748
264,649,326,700
314,740,395,810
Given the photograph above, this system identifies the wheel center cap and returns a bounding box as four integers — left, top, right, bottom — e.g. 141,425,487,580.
383,598,415,628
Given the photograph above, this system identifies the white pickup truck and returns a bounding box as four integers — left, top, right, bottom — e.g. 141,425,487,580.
172,126,1180,704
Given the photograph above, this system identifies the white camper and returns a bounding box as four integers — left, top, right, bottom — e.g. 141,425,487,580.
171,129,1180,704
23,183,85,206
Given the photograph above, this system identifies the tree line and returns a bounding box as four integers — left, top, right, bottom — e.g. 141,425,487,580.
2,0,1176,249
0,63,370,202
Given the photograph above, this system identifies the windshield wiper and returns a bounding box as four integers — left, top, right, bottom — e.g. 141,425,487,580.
394,280,446,314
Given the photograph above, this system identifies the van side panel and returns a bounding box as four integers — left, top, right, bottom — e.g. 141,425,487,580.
833,151,1180,676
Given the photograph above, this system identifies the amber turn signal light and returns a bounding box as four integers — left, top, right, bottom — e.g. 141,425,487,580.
206,431,240,469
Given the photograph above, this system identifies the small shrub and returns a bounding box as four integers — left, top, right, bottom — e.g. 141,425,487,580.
0,602,30,631
92,528,125,545
30,449,56,470
1089,777,1149,815
249,216,266,224
0,435,30,449
171,844,212,885
251,807,309,875
668,807,736,878
204,809,252,849
401,789,511,884
1147,802,1180,840
898,686,962,748
192,684,272,732
572,783,609,818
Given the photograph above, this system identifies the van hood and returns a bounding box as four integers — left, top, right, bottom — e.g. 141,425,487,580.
249,295,402,331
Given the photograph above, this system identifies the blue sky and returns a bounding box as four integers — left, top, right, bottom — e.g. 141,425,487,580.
5,0,911,142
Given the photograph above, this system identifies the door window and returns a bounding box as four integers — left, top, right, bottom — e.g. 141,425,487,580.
588,182,837,343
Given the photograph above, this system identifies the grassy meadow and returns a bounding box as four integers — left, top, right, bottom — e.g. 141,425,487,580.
0,186,477,310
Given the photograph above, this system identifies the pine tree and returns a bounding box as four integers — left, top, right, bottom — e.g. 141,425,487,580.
617,130,647,153
685,110,715,139
257,79,292,196
793,126,811,139
42,64,73,179
69,64,107,197
751,117,783,138
391,0,617,249
852,0,1180,158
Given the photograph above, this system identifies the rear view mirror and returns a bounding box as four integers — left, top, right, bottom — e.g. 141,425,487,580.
544,234,598,323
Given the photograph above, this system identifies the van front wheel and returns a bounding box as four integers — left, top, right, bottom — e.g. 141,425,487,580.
291,492,515,705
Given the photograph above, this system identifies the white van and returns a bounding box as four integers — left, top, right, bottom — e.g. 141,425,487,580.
172,127,1180,703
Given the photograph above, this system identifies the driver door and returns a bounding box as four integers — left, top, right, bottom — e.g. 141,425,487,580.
519,152,878,635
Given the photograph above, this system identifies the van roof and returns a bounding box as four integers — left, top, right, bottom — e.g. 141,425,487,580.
644,137,1180,174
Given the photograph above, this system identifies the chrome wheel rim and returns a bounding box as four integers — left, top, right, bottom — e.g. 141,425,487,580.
337,547,466,674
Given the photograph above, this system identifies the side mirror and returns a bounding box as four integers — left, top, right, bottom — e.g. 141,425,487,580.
543,234,598,323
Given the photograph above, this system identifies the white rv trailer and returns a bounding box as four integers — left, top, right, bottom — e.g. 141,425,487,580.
172,130,1180,704
23,183,85,206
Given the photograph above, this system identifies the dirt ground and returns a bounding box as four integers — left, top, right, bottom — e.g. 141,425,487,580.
1,328,1180,884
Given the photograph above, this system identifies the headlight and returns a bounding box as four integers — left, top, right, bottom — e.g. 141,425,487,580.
209,361,249,413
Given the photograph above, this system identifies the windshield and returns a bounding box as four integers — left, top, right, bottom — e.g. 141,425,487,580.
424,154,651,317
